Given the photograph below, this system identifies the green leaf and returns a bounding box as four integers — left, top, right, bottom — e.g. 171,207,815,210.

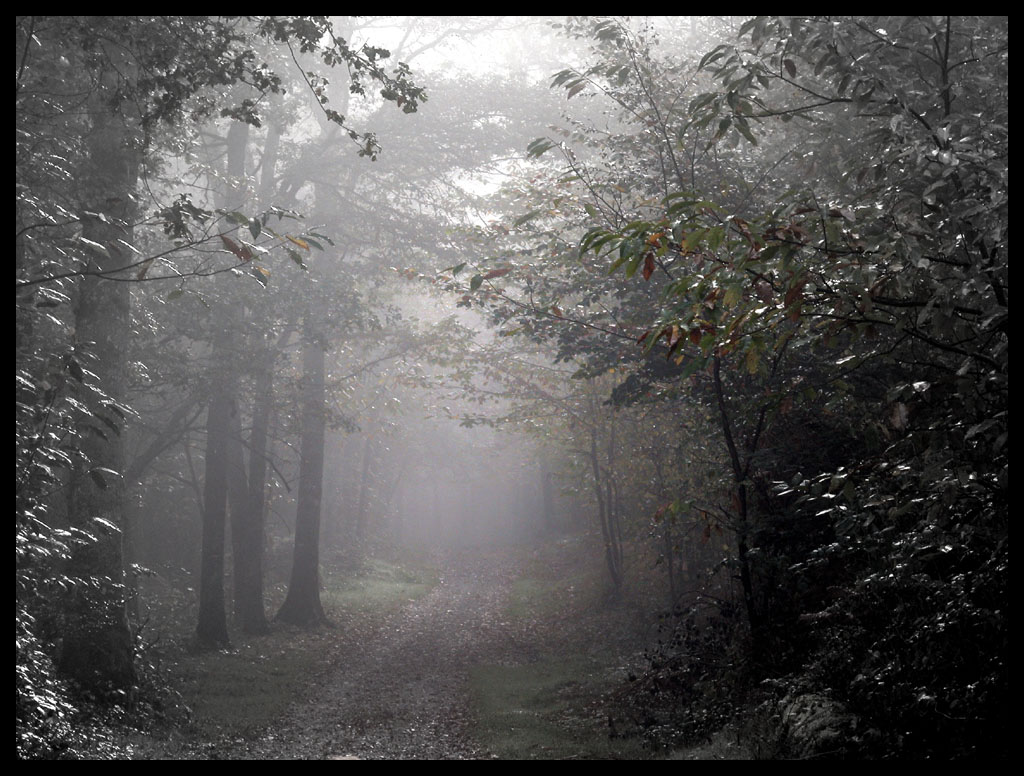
470,274,483,291
713,117,732,142
734,116,758,145
514,210,541,227
526,138,556,158
287,249,307,270
308,231,335,246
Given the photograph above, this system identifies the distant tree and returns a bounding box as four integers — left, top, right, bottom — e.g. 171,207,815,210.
16,13,426,717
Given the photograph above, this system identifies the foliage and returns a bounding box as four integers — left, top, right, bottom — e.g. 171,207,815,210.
464,15,1007,757
16,13,430,755
15,14,1008,759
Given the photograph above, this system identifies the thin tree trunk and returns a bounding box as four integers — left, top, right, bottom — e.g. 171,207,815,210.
355,435,373,542
541,464,554,533
713,355,759,632
196,384,232,647
196,120,249,646
590,427,622,590
232,348,277,634
229,120,286,634
276,322,328,626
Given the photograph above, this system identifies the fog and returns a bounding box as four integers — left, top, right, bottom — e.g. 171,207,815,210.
18,15,1007,759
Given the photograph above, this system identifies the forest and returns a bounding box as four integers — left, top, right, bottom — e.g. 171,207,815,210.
16,16,1007,760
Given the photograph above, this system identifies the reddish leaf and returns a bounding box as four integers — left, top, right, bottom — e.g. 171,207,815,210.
666,326,684,359
483,268,511,280
221,234,253,262
785,276,807,308
642,252,655,281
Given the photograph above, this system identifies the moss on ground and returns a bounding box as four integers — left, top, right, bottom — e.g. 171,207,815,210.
469,535,654,759
470,657,649,759
320,556,439,614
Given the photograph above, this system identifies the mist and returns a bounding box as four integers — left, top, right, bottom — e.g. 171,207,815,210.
17,16,1008,760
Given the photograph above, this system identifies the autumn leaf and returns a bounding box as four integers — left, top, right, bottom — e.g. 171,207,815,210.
286,235,310,251
642,252,655,281
784,276,807,308
666,326,684,359
746,344,760,374
482,268,511,280
221,234,253,262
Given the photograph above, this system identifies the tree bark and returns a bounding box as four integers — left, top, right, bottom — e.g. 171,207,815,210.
233,354,275,634
196,384,232,647
712,355,760,632
355,435,373,542
276,322,328,626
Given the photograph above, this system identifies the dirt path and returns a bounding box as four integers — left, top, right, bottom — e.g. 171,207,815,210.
207,546,536,760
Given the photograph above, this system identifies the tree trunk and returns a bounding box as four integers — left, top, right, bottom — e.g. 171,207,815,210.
590,427,622,590
712,355,760,632
196,383,232,647
196,120,249,646
229,121,286,634
232,355,273,634
58,65,138,692
276,323,328,626
541,464,554,532
355,435,373,542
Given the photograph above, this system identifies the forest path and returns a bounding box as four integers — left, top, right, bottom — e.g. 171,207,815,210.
212,545,541,760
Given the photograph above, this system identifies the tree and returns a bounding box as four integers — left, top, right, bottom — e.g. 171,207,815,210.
55,33,142,694
275,320,330,625
16,13,426,719
498,15,1006,756
422,15,1005,753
